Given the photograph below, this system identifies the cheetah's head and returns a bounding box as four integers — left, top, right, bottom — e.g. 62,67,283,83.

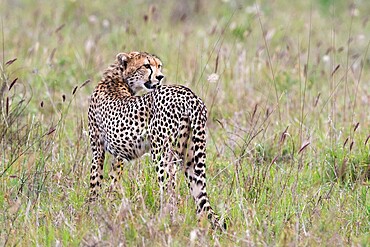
116,51,164,94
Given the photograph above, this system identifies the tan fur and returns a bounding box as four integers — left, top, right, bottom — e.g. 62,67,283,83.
88,51,225,230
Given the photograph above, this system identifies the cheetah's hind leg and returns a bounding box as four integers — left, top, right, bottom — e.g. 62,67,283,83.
151,146,181,221
184,114,227,231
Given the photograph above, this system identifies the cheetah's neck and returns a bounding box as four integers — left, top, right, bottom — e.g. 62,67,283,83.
99,63,133,97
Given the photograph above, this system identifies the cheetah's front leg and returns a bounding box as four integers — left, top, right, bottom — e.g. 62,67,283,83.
88,129,105,201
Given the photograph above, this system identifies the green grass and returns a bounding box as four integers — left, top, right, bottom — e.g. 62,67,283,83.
1,0,370,246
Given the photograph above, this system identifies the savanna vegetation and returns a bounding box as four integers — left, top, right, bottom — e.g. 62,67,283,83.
0,0,369,246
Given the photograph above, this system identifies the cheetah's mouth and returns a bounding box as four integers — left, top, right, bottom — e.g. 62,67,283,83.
144,81,158,90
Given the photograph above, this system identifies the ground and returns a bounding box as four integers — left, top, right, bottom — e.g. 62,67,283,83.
0,0,369,246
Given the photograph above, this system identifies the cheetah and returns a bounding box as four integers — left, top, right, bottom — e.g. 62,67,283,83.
88,51,224,229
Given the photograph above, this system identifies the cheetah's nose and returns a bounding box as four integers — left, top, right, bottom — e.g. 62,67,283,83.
156,75,164,81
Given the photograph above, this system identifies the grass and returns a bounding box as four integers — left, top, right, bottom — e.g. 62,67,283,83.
1,0,369,246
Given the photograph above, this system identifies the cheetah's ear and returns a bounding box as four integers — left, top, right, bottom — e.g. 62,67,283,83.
116,53,129,69
128,51,140,57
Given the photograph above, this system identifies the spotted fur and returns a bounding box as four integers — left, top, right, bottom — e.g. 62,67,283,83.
88,51,224,229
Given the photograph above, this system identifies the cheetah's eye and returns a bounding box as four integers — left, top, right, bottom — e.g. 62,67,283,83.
144,64,151,69
158,65,162,69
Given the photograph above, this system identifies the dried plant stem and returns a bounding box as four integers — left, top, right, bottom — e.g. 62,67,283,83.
300,6,312,144
256,4,281,122
344,14,353,124
350,40,370,131
330,12,336,147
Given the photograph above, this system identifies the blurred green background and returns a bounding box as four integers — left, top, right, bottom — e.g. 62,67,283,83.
0,0,369,246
